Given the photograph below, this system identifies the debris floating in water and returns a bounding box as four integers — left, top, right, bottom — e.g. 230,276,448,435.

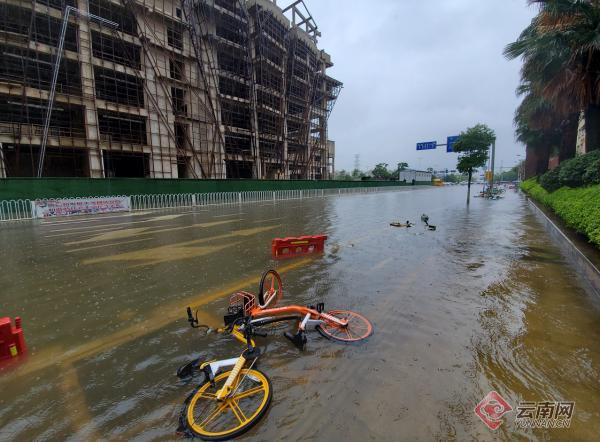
390,221,413,228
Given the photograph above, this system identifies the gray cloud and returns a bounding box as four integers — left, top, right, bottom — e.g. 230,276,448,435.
304,0,536,172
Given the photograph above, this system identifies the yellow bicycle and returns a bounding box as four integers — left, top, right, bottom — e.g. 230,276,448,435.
177,314,271,440
176,270,373,439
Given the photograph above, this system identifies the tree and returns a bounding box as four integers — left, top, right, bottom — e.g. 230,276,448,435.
444,173,468,183
372,163,392,180
397,162,409,171
495,165,519,182
453,124,496,203
505,1,600,173
335,169,353,181
351,168,365,180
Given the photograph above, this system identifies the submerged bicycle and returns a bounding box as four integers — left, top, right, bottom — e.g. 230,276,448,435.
177,269,373,440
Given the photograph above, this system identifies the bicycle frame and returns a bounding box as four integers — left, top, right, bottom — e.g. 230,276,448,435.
250,305,349,329
198,326,257,401
249,270,371,347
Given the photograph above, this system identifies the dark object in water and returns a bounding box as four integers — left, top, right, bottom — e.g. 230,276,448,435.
421,214,435,231
390,221,413,228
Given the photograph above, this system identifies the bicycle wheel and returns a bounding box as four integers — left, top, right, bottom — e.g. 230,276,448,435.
258,269,283,308
317,310,373,342
183,368,272,441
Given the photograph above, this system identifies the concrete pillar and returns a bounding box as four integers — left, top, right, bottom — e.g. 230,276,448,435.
143,40,178,178
78,0,104,177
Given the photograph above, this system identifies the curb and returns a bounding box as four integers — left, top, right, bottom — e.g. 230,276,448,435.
527,197,600,299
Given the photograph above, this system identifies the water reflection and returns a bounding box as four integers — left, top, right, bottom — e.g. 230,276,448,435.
0,187,598,440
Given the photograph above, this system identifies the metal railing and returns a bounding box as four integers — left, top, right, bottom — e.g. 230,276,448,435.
130,187,393,210
0,186,403,222
0,199,34,221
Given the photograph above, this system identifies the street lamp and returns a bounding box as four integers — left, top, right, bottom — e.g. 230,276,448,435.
37,6,118,178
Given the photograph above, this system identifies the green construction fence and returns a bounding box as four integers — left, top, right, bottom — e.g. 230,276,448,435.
0,178,431,201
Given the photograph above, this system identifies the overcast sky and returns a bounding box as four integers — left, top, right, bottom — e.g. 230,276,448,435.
300,0,536,173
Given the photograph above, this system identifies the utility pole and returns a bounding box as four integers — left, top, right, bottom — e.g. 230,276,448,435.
489,139,496,194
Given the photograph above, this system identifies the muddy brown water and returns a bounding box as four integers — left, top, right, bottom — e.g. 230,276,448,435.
0,187,599,441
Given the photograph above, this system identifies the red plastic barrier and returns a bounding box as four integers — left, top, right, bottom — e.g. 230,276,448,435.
0,317,27,363
271,235,327,259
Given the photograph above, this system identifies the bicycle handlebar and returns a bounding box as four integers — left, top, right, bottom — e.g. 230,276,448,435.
186,306,200,328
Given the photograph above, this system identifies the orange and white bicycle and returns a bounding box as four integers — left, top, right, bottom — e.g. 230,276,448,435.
177,269,373,440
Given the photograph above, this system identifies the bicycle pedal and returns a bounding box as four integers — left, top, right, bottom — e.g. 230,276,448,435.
284,330,307,350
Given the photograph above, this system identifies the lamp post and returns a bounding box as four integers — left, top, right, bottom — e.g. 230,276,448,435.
489,139,496,194
37,6,118,178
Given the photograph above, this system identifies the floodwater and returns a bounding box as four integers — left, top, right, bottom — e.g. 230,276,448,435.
1,186,599,441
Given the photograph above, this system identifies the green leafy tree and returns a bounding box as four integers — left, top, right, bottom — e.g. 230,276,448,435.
453,124,496,202
397,162,409,171
495,165,519,182
372,163,391,180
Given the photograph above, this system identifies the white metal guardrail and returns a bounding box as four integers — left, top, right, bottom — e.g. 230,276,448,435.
0,199,34,221
0,186,406,222
130,187,396,210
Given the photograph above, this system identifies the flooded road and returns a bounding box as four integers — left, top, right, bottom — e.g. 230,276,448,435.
1,186,599,440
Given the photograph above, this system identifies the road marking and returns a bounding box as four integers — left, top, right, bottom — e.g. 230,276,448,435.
46,224,172,238
127,242,241,268
48,214,189,233
40,211,153,225
2,257,312,381
66,237,157,253
212,213,245,218
252,217,283,223
81,225,280,266
65,220,239,245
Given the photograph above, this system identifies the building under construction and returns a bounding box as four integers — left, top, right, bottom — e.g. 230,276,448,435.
0,0,342,179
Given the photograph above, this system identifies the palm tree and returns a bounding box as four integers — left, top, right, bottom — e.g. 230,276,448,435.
514,91,557,175
505,0,600,168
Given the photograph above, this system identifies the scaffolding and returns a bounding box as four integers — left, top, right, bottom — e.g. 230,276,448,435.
0,0,341,179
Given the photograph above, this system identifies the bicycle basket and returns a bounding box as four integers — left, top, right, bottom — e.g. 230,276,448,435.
224,291,256,325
